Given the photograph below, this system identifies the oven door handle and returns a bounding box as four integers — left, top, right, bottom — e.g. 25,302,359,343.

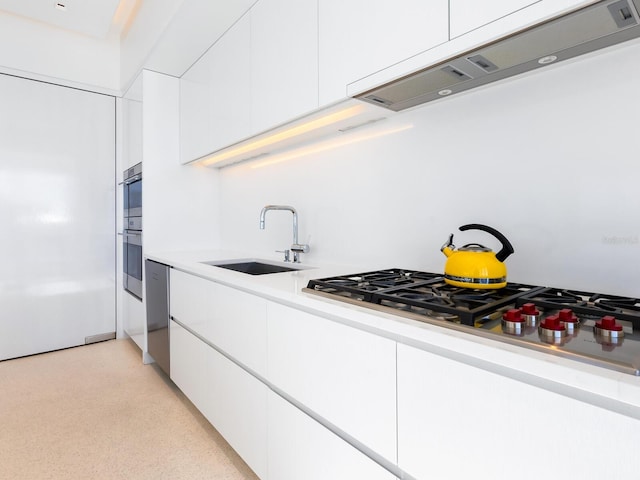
121,231,142,237
124,174,142,185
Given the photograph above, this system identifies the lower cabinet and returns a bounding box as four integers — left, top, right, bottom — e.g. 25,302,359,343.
266,302,397,462
397,343,640,480
169,320,267,479
267,391,396,480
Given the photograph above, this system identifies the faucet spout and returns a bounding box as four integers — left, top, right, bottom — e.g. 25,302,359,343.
259,205,309,262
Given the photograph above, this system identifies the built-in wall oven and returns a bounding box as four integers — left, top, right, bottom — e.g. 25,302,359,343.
123,163,142,299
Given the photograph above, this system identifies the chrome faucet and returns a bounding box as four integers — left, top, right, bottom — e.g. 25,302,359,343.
259,205,310,263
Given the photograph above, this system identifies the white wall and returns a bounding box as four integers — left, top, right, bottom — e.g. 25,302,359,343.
217,39,640,297
0,11,119,93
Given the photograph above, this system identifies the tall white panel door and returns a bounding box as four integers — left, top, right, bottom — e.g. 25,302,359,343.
0,73,116,360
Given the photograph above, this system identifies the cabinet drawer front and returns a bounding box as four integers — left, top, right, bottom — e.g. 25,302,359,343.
268,391,397,480
169,270,267,375
267,302,397,462
397,343,640,480
205,344,268,479
169,320,208,411
169,269,210,336
208,282,267,376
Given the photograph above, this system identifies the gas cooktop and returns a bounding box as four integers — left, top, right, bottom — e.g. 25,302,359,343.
303,269,640,376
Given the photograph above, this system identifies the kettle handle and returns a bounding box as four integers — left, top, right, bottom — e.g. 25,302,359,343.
459,224,514,262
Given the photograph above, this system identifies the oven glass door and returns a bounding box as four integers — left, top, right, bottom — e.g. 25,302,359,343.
123,230,143,299
124,176,142,218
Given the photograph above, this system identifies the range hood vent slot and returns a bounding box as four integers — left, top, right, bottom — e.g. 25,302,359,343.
356,0,640,111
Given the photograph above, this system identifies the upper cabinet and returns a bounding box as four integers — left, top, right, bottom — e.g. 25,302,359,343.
449,0,540,38
179,0,606,166
250,0,318,134
180,13,251,163
318,0,449,106
180,0,319,165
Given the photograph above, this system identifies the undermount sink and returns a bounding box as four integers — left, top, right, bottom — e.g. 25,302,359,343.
202,259,304,275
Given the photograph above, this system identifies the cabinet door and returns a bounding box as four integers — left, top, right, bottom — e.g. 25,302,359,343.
250,0,318,134
268,391,397,480
170,320,267,479
267,302,397,462
397,344,640,480
169,269,210,337
450,0,539,38
319,0,448,106
169,320,208,412
208,282,267,376
170,269,267,376
179,13,251,163
204,343,268,479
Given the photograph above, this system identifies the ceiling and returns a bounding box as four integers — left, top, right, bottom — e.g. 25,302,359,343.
0,0,140,39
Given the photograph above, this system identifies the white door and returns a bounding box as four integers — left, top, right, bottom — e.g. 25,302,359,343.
0,73,116,360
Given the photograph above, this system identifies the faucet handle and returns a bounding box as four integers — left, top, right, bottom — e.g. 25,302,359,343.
291,243,310,254
276,249,291,262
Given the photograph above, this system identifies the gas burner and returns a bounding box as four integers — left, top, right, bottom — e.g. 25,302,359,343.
307,269,444,303
371,281,541,326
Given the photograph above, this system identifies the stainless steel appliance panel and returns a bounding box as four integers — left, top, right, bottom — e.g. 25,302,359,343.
145,260,170,376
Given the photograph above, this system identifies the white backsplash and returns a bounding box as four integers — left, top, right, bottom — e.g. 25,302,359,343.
218,39,640,297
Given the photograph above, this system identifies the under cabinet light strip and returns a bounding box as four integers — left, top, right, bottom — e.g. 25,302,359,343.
199,104,366,167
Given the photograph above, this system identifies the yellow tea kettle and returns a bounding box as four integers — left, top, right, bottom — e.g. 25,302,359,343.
441,224,515,289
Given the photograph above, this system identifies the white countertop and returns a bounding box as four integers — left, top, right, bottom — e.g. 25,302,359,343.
146,248,640,419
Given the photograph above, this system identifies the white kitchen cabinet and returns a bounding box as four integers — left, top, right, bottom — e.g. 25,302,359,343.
250,0,318,134
122,290,145,352
449,0,539,38
169,319,208,412
203,340,268,479
268,391,397,480
266,302,397,462
170,320,267,479
169,269,209,337
318,0,449,106
179,12,251,164
397,343,640,480
169,269,267,375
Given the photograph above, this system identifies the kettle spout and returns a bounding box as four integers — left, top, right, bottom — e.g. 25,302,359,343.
441,233,455,257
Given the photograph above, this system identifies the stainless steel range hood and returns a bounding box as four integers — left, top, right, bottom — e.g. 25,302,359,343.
357,0,640,111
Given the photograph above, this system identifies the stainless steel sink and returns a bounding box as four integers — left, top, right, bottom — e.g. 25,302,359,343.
202,259,303,275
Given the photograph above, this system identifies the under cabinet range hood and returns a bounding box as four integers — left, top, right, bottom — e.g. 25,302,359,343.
357,0,640,111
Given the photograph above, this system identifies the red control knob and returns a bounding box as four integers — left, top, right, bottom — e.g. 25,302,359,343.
594,315,624,345
520,303,540,316
539,314,567,344
503,309,525,322
557,308,579,334
540,315,566,331
520,302,541,327
595,315,623,331
558,309,578,324
502,308,525,335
